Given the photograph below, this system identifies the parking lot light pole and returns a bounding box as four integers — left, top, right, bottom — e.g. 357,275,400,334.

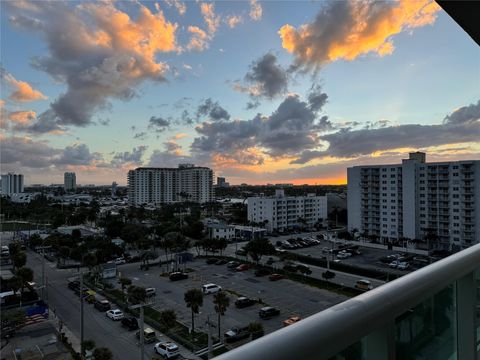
80,272,84,359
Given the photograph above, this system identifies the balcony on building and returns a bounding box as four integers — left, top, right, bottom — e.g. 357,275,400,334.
215,243,480,360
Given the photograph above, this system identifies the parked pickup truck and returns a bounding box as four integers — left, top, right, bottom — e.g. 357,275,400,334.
224,326,250,343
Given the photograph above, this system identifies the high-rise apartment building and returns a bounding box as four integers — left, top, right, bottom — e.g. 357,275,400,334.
247,189,328,232
348,152,480,249
127,164,214,206
0,173,24,196
64,172,77,191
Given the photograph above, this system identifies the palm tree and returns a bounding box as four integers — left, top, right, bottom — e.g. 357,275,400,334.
93,347,113,360
213,291,230,339
184,289,203,335
248,322,264,340
118,277,132,293
16,267,34,297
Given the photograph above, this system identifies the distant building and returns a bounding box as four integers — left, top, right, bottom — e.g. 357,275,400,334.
217,177,230,187
247,189,328,232
206,223,235,240
347,152,480,249
1,173,24,196
111,181,118,197
127,165,214,206
64,172,76,191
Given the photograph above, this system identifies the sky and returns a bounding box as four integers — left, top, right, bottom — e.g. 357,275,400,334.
0,0,479,186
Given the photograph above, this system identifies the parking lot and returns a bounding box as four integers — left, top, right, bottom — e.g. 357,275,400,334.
116,258,348,347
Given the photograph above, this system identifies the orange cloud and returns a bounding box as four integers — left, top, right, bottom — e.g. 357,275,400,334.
81,2,178,75
8,110,36,124
173,133,188,140
200,2,220,36
279,0,441,69
187,26,210,51
3,72,47,103
226,15,243,29
249,0,262,21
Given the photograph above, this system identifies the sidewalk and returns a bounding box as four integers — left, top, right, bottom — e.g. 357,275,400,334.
50,310,81,354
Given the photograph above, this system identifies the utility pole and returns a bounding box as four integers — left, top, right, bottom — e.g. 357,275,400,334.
140,306,145,360
80,272,84,359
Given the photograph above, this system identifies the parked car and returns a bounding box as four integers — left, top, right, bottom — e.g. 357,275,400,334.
169,272,188,281
106,309,124,321
259,306,280,319
224,326,250,343
121,316,139,330
154,341,179,359
235,264,251,272
235,297,256,308
94,298,111,311
283,315,301,327
227,261,240,269
269,273,284,281
114,257,126,265
397,262,410,270
355,279,373,291
68,280,80,291
266,257,276,265
235,249,247,256
254,268,271,277
215,259,228,265
202,283,222,295
137,327,157,343
84,290,97,304
206,258,218,265
388,261,399,268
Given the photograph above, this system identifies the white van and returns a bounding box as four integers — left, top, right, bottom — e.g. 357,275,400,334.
202,283,222,295
1,246,10,257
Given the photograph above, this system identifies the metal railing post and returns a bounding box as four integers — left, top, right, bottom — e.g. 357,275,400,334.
456,271,476,360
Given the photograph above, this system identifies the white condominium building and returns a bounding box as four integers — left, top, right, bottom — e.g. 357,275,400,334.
1,173,24,196
64,172,77,191
127,164,213,206
348,152,480,249
247,189,328,232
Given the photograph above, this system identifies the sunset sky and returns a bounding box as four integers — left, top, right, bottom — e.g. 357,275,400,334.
1,0,479,186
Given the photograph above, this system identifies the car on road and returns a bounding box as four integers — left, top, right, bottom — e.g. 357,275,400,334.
68,280,80,291
154,341,179,359
121,316,139,330
235,249,247,256
224,326,250,343
296,264,310,273
269,273,284,281
283,315,301,327
235,264,251,272
235,297,256,308
206,258,218,265
259,306,280,319
106,309,124,321
202,283,222,295
94,298,111,311
355,279,373,291
215,259,228,265
169,272,189,281
227,261,240,269
137,327,157,344
254,268,271,277
85,290,97,303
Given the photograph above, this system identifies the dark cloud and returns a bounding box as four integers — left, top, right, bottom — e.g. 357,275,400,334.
111,146,147,166
54,143,103,165
0,136,102,169
148,141,191,167
6,1,178,132
292,100,480,164
240,53,289,99
134,132,147,140
196,98,230,121
307,84,328,112
192,92,331,163
148,116,170,132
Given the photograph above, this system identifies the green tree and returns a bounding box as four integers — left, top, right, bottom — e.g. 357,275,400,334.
93,347,113,360
58,246,71,265
82,340,96,356
29,234,43,249
83,253,98,271
1,308,25,328
118,277,132,293
184,288,203,335
244,238,276,264
16,267,34,296
71,229,82,241
12,251,27,270
213,291,230,339
248,322,264,340
127,285,146,304
158,309,177,332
